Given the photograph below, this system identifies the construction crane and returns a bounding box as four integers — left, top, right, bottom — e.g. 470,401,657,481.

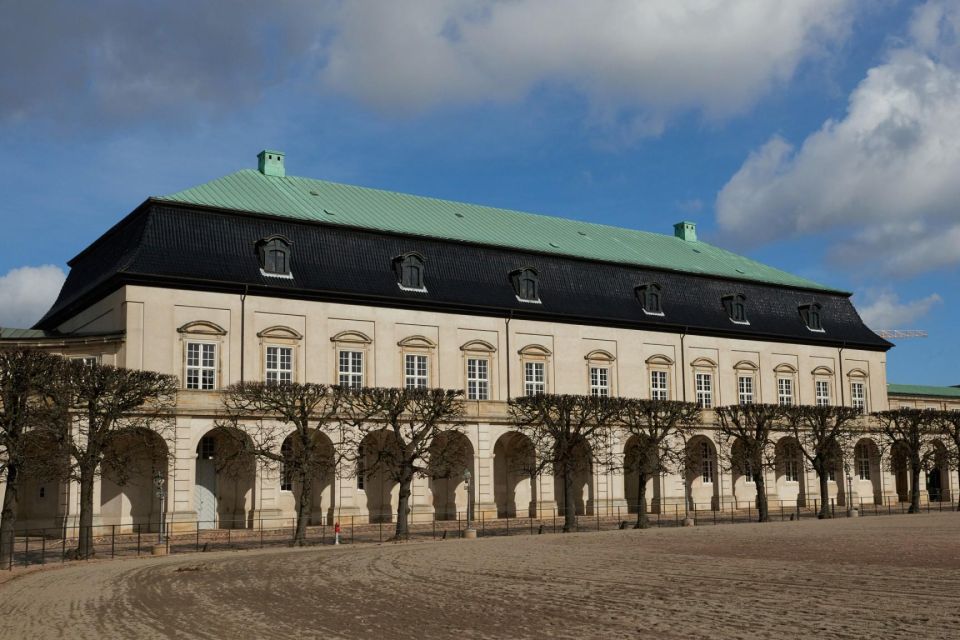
873,329,928,339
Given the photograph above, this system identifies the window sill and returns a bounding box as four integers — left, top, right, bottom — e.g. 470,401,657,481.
516,296,542,304
641,309,665,317
730,319,751,326
806,327,826,333
398,284,428,293
260,269,294,280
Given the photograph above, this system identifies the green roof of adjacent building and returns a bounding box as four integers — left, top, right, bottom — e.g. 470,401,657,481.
0,328,53,339
887,384,960,399
158,166,840,292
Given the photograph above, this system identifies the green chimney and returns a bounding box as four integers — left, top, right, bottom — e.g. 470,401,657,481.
257,150,285,177
673,221,697,242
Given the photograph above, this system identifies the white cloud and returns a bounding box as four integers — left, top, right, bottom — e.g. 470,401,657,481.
856,289,943,329
0,265,66,329
716,0,960,277
320,0,854,131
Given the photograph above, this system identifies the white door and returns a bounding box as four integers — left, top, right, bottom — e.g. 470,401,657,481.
195,459,217,529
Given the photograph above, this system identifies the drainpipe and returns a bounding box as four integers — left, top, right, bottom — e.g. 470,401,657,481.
838,342,846,407
680,329,688,402
505,310,513,401
240,285,248,383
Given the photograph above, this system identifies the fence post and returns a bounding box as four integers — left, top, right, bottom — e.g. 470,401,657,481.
137,524,141,557
481,511,485,537
379,519,383,543
111,525,116,559
24,534,29,567
260,519,264,549
506,514,509,536
61,531,66,563
552,509,556,534
596,509,600,531
41,532,46,566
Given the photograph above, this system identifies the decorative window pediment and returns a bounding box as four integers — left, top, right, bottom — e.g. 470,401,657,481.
846,368,868,378
397,335,436,349
690,357,718,369
256,235,293,278
177,320,227,336
722,293,749,324
257,326,303,340
774,363,798,374
330,330,372,345
635,283,664,316
645,354,675,366
733,360,759,371
460,339,497,353
518,344,551,357
393,252,427,292
799,302,824,332
584,349,616,363
510,267,540,303
811,365,834,376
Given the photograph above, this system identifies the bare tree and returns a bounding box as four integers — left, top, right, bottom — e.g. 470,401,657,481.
343,387,464,540
715,404,785,522
783,405,862,518
620,399,700,528
509,394,626,532
934,410,960,512
58,360,177,558
0,349,67,566
874,408,939,514
220,382,349,545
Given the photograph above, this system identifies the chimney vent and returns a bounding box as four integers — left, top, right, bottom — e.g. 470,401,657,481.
257,150,285,177
673,221,697,242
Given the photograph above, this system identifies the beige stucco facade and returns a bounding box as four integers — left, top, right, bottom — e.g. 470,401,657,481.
7,283,954,535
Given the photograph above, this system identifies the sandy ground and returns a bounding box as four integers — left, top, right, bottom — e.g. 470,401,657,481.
2,514,960,639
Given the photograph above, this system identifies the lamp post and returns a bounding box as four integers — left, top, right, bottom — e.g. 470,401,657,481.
153,471,167,543
463,469,476,539
844,463,853,517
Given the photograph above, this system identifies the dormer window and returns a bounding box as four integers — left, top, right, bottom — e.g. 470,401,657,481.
799,303,824,332
510,267,540,303
393,252,427,292
722,294,749,325
256,235,292,278
635,283,664,316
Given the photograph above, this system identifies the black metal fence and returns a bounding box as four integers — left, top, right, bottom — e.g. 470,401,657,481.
6,497,958,570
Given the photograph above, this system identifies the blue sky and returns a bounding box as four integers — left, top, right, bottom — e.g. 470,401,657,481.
0,1,957,386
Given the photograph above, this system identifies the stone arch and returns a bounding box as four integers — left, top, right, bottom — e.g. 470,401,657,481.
493,431,537,518
100,428,170,532
358,429,401,524
853,437,882,505
16,430,70,533
277,430,337,526
730,437,758,507
555,437,594,516
927,440,951,503
428,431,474,521
685,435,719,510
194,426,255,529
774,436,807,507
891,441,911,503
623,435,662,515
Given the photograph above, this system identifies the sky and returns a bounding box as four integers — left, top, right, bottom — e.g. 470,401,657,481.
0,0,958,386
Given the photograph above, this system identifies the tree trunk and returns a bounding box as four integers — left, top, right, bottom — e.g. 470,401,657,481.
754,471,769,522
394,464,414,540
562,469,576,533
634,470,649,529
909,457,921,514
815,461,831,519
0,464,20,568
77,465,96,559
293,470,313,546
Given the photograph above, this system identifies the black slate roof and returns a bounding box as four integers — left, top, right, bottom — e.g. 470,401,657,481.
37,202,891,351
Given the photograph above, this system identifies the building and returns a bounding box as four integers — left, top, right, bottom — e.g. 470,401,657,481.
0,150,953,533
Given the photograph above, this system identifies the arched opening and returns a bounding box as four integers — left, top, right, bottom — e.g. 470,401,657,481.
428,431,474,521
623,436,662,515
928,441,951,503
17,430,70,534
194,427,255,530
277,431,337,526
774,437,806,507
685,436,719,511
555,437,593,516
100,429,169,532
493,432,537,518
853,438,882,505
357,429,400,524
730,437,758,507
892,442,911,503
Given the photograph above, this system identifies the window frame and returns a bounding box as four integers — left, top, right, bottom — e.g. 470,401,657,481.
510,267,541,304
738,375,754,405
338,349,364,390
722,293,749,325
265,344,293,385
466,357,490,401
635,283,664,316
398,335,436,390
331,330,373,389
700,441,715,484
646,355,674,401
256,235,294,279
185,341,218,391
393,252,427,292
799,302,825,333
404,353,429,390
518,344,551,397
460,339,498,402
695,372,713,409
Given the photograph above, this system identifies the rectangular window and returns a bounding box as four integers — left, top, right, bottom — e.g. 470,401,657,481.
280,440,293,492
827,467,836,482
466,358,489,401
785,447,800,482
777,378,794,406
815,380,831,406
404,354,429,389
700,442,714,484
71,356,98,366
266,346,293,384
744,460,755,483
856,446,871,480
851,381,866,413
524,361,545,397
357,444,365,491
738,375,754,405
338,350,364,389
695,372,713,409
186,342,217,390
590,366,609,397
650,370,669,401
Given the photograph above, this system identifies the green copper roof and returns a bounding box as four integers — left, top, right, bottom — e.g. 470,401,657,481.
158,169,838,292
0,328,53,339
888,384,960,398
